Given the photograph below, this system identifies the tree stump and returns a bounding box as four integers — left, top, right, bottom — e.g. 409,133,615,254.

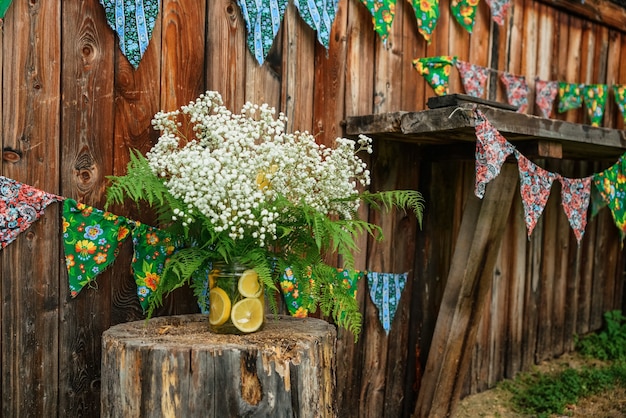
101,314,337,417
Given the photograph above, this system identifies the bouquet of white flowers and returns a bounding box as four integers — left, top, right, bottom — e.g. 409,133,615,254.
107,91,423,336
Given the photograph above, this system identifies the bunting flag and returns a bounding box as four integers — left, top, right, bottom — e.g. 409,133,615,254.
293,0,339,49
413,56,456,96
280,266,315,317
558,82,583,113
131,223,180,311
0,176,63,249
613,85,626,123
360,0,396,43
535,79,558,119
407,0,440,43
237,0,289,65
0,0,12,19
474,109,516,199
559,176,592,244
367,271,408,335
63,199,132,297
515,150,557,238
593,157,626,239
450,0,479,33
99,0,160,69
456,60,489,98
500,72,529,113
485,0,510,25
582,84,607,127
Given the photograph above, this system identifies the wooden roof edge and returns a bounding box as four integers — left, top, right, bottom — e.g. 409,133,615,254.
344,104,626,154
536,0,626,33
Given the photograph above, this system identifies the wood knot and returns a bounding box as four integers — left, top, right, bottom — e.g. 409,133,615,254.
2,148,22,163
240,352,262,406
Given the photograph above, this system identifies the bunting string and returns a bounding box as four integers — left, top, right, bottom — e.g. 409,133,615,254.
416,56,626,127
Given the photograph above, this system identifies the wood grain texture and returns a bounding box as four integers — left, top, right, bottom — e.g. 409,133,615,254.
101,315,337,417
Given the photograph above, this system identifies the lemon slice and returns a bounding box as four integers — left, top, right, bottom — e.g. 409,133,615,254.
230,298,264,333
208,287,231,326
238,269,262,298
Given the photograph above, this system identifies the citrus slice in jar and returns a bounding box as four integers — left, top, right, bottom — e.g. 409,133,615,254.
238,269,262,298
208,287,231,326
230,297,264,333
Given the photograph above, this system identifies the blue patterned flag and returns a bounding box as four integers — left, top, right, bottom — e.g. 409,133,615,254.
238,0,289,65
99,0,160,69
367,271,408,335
294,0,339,49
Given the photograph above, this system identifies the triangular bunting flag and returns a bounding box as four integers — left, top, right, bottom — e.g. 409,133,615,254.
559,176,592,245
474,109,516,198
360,0,397,43
407,0,440,43
500,72,529,113
63,199,132,297
515,150,557,238
485,0,510,25
367,271,408,335
131,222,181,311
413,56,456,96
450,0,479,33
535,79,558,118
294,0,339,49
456,60,489,98
582,84,607,127
0,0,12,19
0,176,63,249
613,85,626,123
99,0,160,69
592,157,626,239
558,82,583,113
280,266,315,317
237,0,289,65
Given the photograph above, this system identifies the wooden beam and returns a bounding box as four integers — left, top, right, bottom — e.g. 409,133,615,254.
537,0,626,33
412,163,519,418
344,105,626,159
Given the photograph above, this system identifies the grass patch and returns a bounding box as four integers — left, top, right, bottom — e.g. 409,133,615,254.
501,310,626,418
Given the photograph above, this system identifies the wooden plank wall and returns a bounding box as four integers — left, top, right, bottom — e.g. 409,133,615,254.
0,0,624,416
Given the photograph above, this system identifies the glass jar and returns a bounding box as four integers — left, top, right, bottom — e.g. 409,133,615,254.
208,260,265,334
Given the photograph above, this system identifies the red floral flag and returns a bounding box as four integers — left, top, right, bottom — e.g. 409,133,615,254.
456,60,490,98
515,151,557,238
0,176,63,249
535,79,558,118
500,72,529,113
474,109,516,198
559,176,592,245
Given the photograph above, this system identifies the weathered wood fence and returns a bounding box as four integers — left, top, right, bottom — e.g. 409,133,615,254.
1,0,624,416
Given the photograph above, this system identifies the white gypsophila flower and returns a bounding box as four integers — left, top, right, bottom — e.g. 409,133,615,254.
146,91,371,248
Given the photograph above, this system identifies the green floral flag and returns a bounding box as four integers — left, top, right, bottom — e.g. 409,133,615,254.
613,85,626,123
63,199,132,297
280,267,362,317
557,82,583,113
0,0,12,19
407,0,440,43
360,0,396,43
593,155,626,239
131,223,180,311
582,84,607,127
451,0,479,33
413,56,456,96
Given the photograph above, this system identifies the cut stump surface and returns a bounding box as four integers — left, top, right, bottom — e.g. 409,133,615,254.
101,314,337,417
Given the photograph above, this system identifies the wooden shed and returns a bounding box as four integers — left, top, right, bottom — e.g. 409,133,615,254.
0,0,625,417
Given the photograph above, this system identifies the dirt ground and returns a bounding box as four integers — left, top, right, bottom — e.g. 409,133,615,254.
454,353,626,418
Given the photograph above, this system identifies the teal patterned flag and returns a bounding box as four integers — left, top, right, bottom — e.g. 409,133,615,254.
238,0,289,65
367,271,408,335
294,0,339,49
99,0,161,68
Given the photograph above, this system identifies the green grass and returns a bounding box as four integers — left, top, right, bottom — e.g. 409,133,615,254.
501,310,626,417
